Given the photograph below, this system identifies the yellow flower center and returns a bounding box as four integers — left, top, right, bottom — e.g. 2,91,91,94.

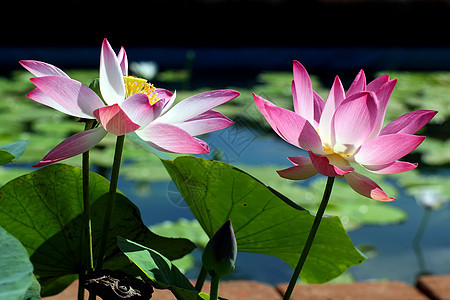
123,76,159,104
322,144,334,154
323,144,354,158
318,129,354,158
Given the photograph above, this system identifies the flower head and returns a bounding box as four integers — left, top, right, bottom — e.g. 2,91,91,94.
253,61,437,201
20,39,239,167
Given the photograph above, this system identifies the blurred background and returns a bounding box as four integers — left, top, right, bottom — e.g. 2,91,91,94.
1,0,450,287
2,0,450,72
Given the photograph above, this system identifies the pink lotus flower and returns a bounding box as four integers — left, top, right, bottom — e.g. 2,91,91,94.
21,39,239,167
253,61,437,201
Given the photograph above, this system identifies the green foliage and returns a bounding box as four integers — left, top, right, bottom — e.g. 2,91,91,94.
150,219,210,272
162,156,366,283
0,164,195,296
150,219,210,249
118,237,213,300
0,140,29,166
0,226,35,300
236,164,406,231
0,150,15,166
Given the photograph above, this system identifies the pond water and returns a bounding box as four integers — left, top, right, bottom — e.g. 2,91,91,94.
1,66,448,286
118,125,450,285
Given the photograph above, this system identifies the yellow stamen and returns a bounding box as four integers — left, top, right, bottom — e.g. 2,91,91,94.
322,144,334,154
318,129,354,158
124,76,160,104
323,144,354,158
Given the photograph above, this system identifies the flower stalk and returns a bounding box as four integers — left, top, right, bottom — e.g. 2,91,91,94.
283,176,335,300
78,119,96,300
95,134,125,270
210,274,220,300
195,266,208,291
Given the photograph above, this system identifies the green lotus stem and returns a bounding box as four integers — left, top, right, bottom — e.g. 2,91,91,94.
82,148,94,272
195,266,208,291
283,176,335,300
78,119,95,300
210,274,220,300
95,134,125,270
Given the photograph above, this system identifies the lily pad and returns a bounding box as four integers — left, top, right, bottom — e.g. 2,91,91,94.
234,164,405,231
162,156,366,283
0,140,29,161
0,150,15,166
0,164,195,296
0,226,34,300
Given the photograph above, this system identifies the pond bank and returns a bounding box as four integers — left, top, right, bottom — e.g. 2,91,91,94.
43,274,450,299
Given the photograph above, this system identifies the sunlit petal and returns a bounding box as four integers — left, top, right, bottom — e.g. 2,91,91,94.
100,38,126,105
33,127,107,167
136,122,209,154
94,104,140,136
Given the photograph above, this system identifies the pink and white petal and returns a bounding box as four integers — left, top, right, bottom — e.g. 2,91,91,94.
344,172,395,201
380,110,438,136
156,88,174,102
27,88,74,116
20,60,70,78
292,60,314,124
99,38,126,105
366,74,389,92
264,104,325,154
159,90,176,116
93,104,140,136
331,91,379,154
254,93,303,146
277,156,318,180
353,133,425,166
136,122,209,154
366,79,397,141
119,94,165,127
318,76,345,146
288,155,313,165
346,69,366,96
30,76,104,119
253,93,280,133
158,90,239,124
193,137,210,152
174,110,233,136
312,91,325,129
277,165,318,180
363,161,418,174
308,150,354,177
117,47,128,76
33,127,107,167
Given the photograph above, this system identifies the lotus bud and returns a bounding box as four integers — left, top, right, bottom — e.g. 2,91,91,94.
202,220,237,278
